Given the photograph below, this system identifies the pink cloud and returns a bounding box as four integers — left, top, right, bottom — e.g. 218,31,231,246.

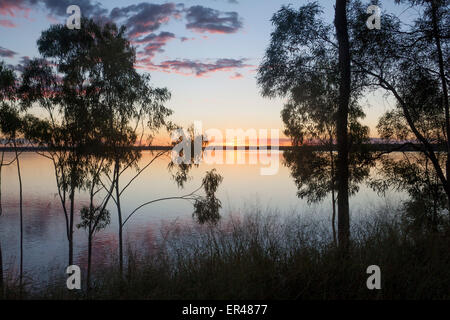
46,14,59,24
133,31,176,64
0,19,16,27
180,37,195,42
0,0,31,18
135,58,253,78
230,72,243,80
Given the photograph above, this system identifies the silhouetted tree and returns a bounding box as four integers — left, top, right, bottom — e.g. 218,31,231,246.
349,0,450,204
111,125,222,278
77,205,110,293
192,170,223,225
0,62,25,290
258,2,361,250
370,152,448,233
20,56,87,267
278,42,371,244
75,149,113,294
334,0,352,252
21,20,144,268
0,61,17,218
284,146,372,245
82,22,173,277
0,61,16,295
20,18,223,283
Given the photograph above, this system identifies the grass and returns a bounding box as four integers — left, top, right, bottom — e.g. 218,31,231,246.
2,205,450,300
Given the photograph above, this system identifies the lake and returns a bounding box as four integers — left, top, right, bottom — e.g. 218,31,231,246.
0,150,406,284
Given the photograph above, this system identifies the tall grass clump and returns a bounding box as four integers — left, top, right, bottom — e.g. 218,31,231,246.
3,205,450,300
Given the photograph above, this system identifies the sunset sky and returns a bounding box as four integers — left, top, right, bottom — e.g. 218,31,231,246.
0,0,413,144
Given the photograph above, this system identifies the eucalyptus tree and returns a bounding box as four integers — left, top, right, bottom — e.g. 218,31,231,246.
348,0,450,204
33,18,219,278
283,136,371,245
0,108,24,284
334,0,352,251
258,2,365,249
0,61,17,218
108,115,225,277
82,22,173,277
22,18,223,280
106,120,221,277
21,19,154,268
0,61,26,289
20,19,129,267
278,49,371,244
0,61,16,220
20,56,88,267
0,61,17,293
370,151,447,233
76,150,112,293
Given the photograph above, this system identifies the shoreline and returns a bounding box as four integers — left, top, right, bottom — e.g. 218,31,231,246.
0,143,445,152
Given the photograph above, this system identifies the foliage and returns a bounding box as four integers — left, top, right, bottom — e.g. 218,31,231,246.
284,148,372,204
370,152,448,232
77,206,111,233
349,0,450,200
257,2,373,206
193,169,224,225
0,62,21,140
0,61,16,102
5,208,450,300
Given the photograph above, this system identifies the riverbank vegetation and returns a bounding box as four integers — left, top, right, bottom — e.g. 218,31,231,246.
2,205,450,300
0,0,449,300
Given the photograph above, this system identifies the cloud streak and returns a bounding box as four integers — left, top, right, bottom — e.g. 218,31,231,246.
0,0,106,18
134,31,176,60
230,72,243,79
1,1,247,77
0,46,17,58
110,3,181,39
137,58,252,77
0,0,30,17
0,19,16,27
111,3,244,69
185,5,242,34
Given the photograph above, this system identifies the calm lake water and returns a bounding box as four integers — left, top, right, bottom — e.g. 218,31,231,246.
0,150,406,283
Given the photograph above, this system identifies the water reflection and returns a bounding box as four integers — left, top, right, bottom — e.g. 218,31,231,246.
369,152,448,232
0,150,406,284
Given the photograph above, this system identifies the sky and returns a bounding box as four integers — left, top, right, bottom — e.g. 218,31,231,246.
0,0,415,144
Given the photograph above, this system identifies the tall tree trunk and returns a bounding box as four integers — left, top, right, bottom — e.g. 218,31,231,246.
115,161,124,278
87,192,94,295
0,150,4,216
330,148,337,246
334,0,351,252
430,0,450,206
87,229,92,295
13,141,23,291
68,188,75,266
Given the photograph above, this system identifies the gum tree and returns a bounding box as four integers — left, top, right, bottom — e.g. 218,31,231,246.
258,2,360,249
23,19,223,280
20,56,86,267
334,0,352,252
76,151,111,293
0,62,25,289
349,0,450,204
277,42,372,244
0,61,18,294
